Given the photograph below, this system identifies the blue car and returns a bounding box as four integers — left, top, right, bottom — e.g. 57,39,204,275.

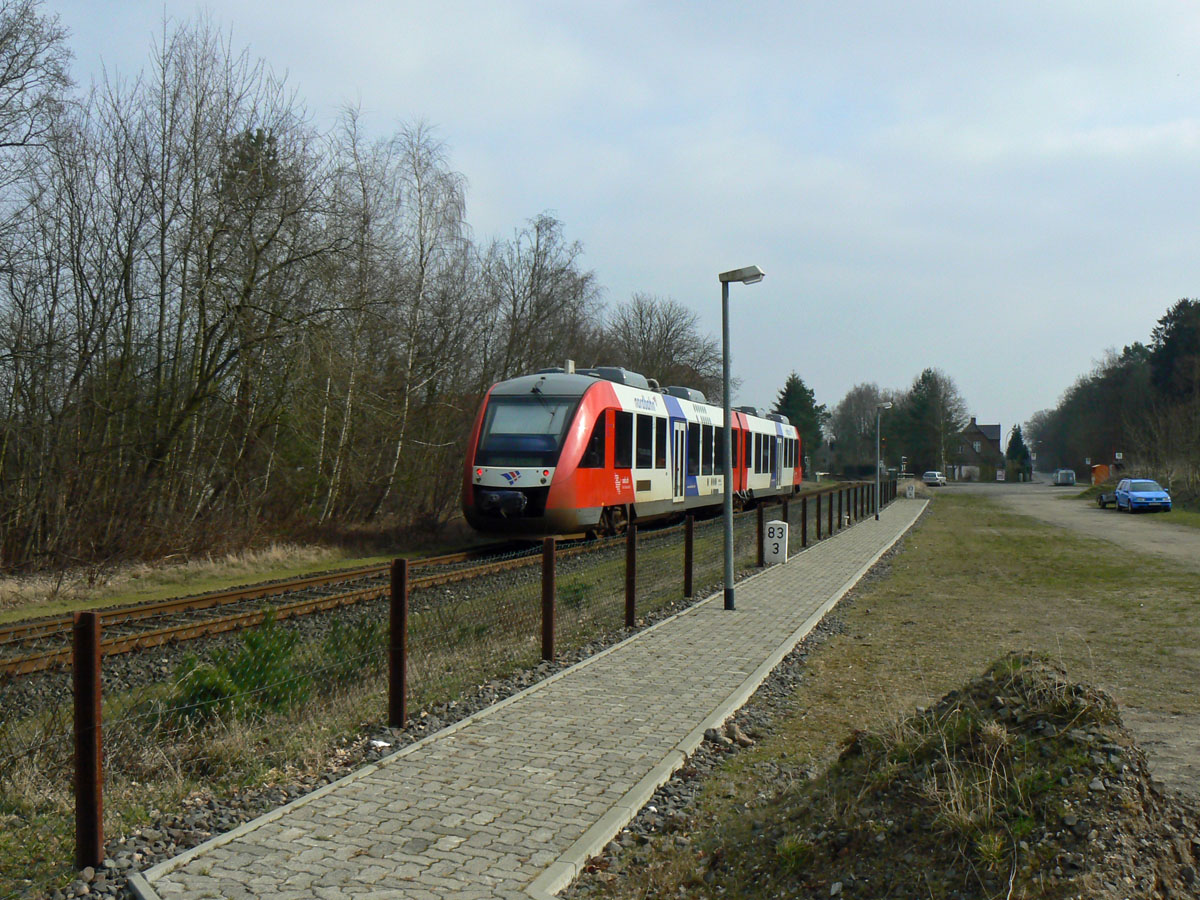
1114,478,1172,513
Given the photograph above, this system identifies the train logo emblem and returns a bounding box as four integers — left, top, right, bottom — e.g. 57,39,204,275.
500,470,522,485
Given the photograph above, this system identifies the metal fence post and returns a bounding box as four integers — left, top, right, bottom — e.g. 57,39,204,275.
625,523,637,628
837,489,843,531
815,493,822,541
684,515,694,598
782,499,789,524
73,611,103,870
388,559,409,727
542,537,557,659
801,496,808,548
828,489,834,535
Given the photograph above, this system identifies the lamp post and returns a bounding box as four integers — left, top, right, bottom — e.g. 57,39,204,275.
718,265,765,611
875,401,892,520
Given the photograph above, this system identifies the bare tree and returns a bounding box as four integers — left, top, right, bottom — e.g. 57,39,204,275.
603,293,721,398
829,382,885,474
480,213,602,381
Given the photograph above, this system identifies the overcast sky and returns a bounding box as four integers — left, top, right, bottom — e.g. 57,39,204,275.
53,1,1199,442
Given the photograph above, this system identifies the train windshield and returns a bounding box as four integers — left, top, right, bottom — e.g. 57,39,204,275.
476,395,579,467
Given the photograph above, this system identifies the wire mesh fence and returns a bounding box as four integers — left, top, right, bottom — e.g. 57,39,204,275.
631,521,686,623
556,534,628,654
0,634,76,900
0,483,895,898
409,544,544,708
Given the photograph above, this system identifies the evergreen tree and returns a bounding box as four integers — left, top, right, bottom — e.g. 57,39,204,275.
773,372,828,466
1006,424,1032,477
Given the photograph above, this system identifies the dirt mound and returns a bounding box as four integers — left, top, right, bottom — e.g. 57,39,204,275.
711,654,1200,898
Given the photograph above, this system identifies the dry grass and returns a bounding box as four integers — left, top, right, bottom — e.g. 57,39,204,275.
0,544,390,624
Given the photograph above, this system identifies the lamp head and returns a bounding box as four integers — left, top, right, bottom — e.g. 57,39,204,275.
877,401,893,410
718,265,765,285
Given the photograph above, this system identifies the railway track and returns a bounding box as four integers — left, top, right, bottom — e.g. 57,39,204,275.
0,543,546,678
0,487,850,680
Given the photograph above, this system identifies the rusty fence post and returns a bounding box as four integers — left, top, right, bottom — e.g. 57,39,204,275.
625,524,637,628
388,559,409,727
837,489,843,531
684,515,694,599
73,611,103,870
801,496,809,547
542,538,557,659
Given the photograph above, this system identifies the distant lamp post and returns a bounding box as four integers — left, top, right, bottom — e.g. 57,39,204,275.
718,265,765,611
875,401,892,520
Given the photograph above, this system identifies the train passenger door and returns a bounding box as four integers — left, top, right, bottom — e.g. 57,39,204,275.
771,435,781,488
672,421,686,502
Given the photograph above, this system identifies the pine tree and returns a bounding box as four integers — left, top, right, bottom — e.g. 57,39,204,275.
773,372,828,466
1006,424,1032,477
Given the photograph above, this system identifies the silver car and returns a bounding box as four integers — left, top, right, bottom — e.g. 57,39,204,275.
922,470,947,487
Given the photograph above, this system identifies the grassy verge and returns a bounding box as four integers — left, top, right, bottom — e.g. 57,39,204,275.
578,491,1200,899
0,544,403,625
1162,507,1200,529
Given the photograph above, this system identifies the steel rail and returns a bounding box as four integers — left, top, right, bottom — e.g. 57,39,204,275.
0,546,509,646
0,487,860,678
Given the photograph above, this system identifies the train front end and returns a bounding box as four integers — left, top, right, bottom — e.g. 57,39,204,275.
463,373,599,536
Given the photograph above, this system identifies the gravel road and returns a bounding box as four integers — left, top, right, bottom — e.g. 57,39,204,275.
940,477,1200,797
945,478,1200,571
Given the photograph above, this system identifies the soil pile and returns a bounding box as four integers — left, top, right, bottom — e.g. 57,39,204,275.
641,654,1200,898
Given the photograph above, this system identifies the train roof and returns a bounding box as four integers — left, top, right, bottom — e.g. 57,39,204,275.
491,372,602,399
489,371,794,431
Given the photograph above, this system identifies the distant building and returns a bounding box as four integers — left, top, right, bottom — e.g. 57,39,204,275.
954,417,1004,481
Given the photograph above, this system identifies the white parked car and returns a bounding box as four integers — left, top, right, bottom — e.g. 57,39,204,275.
922,470,947,487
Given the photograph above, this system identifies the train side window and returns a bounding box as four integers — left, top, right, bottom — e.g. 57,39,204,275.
655,417,667,468
615,411,633,468
761,434,769,473
752,433,761,474
731,429,738,468
687,423,700,476
580,415,605,468
700,424,712,475
770,436,778,473
636,414,653,469
744,432,751,471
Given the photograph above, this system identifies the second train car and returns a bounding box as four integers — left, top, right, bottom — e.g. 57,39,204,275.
463,366,802,536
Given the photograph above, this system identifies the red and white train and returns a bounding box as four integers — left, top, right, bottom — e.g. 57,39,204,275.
463,366,802,536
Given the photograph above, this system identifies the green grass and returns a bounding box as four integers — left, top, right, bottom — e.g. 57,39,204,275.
1162,507,1200,529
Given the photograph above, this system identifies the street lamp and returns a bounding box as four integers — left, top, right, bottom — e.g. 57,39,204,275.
875,401,892,520
718,265,765,611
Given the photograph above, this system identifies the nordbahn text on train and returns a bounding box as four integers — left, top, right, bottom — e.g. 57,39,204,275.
463,366,802,537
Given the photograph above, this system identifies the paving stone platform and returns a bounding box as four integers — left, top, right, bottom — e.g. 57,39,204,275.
131,498,927,900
